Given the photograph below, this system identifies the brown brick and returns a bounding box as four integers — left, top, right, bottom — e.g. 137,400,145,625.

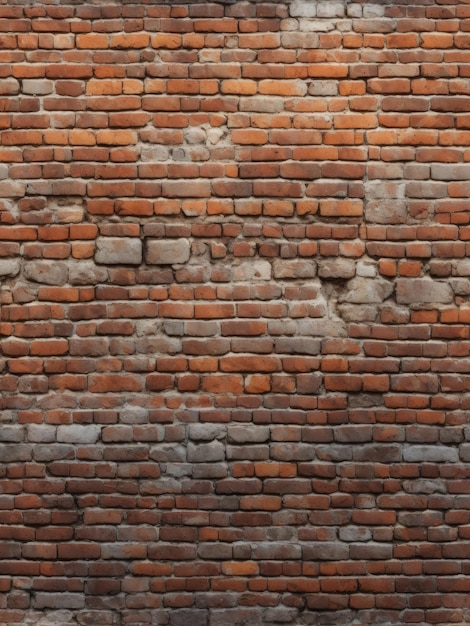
88,374,143,393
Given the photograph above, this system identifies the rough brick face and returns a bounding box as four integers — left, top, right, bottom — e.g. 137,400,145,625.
1,0,470,625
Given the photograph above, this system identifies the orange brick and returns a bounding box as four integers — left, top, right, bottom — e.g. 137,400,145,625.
245,374,271,393
238,33,280,49
222,562,259,576
221,79,257,95
76,33,109,49
379,259,398,277
421,33,454,48
30,339,68,356
71,242,95,259
151,33,182,49
69,129,96,145
231,129,268,145
319,199,363,217
334,113,378,129
368,78,411,94
386,33,420,48
202,375,243,394
111,33,150,49
258,80,306,97
86,80,122,96
37,287,79,302
308,65,349,78
96,130,137,146
363,374,390,392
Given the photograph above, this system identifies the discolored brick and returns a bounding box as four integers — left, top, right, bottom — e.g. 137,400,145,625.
146,238,191,265
95,237,143,265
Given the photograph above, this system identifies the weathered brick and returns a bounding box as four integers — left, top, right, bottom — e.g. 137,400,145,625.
252,542,302,560
303,543,349,561
56,425,101,444
396,279,454,305
35,593,85,610
273,259,316,279
95,237,143,265
0,260,20,277
404,445,459,463
227,425,270,444
318,258,356,279
233,261,271,281
22,79,55,95
23,261,68,285
0,78,20,95
289,0,318,18
431,164,470,181
169,609,208,626
146,238,190,265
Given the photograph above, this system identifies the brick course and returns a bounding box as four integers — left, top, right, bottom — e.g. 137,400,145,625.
1,0,470,624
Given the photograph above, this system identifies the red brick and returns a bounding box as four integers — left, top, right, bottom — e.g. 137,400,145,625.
254,180,302,197
279,162,321,179
220,356,280,373
111,33,150,49
194,303,235,319
202,375,243,394
76,33,109,49
88,374,143,393
238,33,280,49
145,373,174,391
308,65,348,78
368,78,411,94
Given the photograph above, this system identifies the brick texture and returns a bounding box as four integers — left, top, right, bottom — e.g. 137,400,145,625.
1,0,470,625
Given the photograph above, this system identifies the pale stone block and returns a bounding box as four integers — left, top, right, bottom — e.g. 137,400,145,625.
0,259,20,277
233,261,271,281
22,79,54,95
273,259,316,279
68,261,108,285
188,441,225,463
57,425,101,444
404,445,459,463
0,78,19,95
343,277,394,304
95,237,143,265
290,0,317,18
24,261,68,285
396,278,453,305
146,238,190,265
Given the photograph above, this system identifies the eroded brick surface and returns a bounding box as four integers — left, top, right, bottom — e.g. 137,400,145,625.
1,1,470,625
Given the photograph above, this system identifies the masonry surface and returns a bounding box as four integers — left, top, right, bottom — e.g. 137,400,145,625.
1,0,470,624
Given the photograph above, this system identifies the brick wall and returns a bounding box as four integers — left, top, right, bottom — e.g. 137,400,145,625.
1,0,470,624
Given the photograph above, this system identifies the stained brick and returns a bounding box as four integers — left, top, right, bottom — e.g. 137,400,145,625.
56,425,101,444
146,238,190,265
303,543,349,561
35,593,85,610
396,279,454,305
95,237,143,265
